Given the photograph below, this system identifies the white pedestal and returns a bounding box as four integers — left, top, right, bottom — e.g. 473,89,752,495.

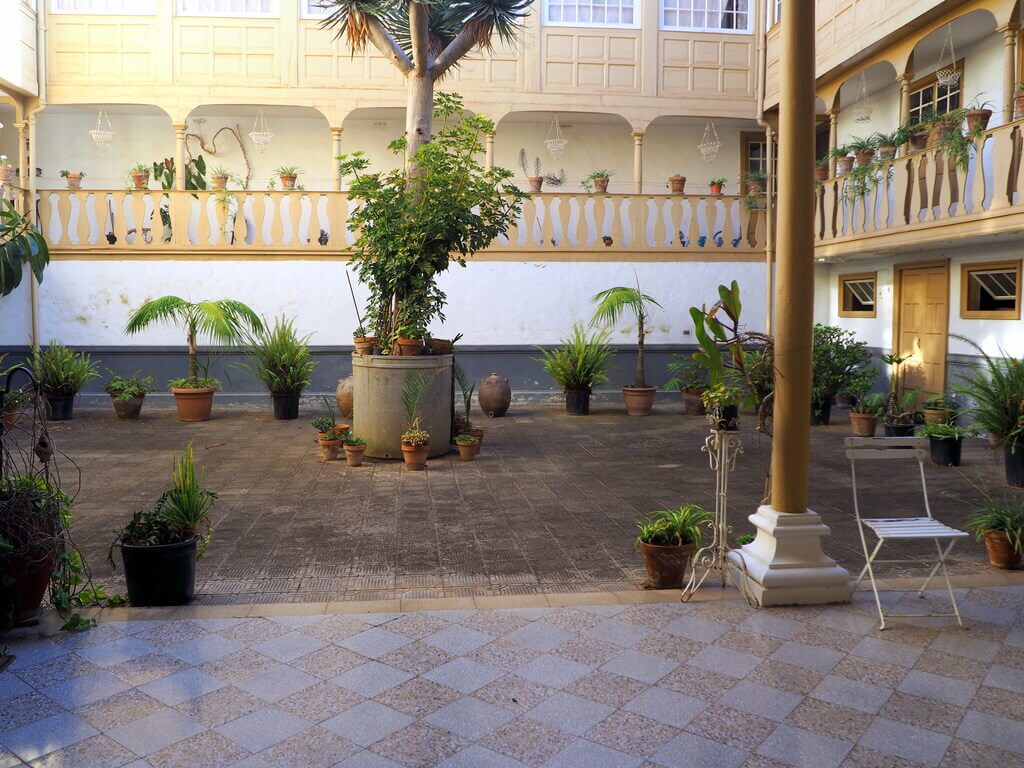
727,505,852,606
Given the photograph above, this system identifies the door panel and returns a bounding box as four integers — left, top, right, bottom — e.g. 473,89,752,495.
897,265,948,399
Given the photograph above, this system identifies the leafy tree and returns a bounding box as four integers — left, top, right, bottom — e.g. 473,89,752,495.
0,200,48,298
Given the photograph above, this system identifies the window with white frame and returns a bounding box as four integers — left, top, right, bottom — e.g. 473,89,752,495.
177,0,278,17
661,0,753,33
545,0,637,27
301,0,330,18
52,0,156,12
839,273,877,318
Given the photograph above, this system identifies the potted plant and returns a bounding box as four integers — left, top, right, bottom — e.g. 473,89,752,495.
455,433,480,461
666,355,707,415
908,121,931,151
400,370,437,470
701,382,742,431
581,169,614,194
109,444,215,606
919,422,973,467
829,146,853,174
518,151,564,194
536,323,614,416
312,415,338,440
667,174,686,194
1,387,32,432
966,502,1024,569
125,296,262,422
921,394,955,425
60,170,85,190
870,125,910,160
318,427,344,462
128,163,150,190
849,392,886,437
1015,82,1024,120
103,371,154,420
964,96,995,132
210,166,230,190
0,155,13,184
741,168,767,194
353,326,377,355
635,505,710,589
590,283,662,416
395,324,426,356
953,337,1024,487
237,316,316,420
883,389,919,436
453,362,475,436
343,434,366,467
814,158,830,182
706,177,725,195
274,166,302,191
810,324,874,426
848,136,876,167
32,342,100,421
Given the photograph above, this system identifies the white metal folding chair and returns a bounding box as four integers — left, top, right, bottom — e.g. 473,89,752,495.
845,437,969,630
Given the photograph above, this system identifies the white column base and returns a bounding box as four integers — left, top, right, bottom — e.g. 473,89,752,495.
727,505,852,606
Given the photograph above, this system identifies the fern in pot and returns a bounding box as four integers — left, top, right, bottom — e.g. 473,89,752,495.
535,323,614,416
103,371,154,421
237,316,317,420
32,342,100,421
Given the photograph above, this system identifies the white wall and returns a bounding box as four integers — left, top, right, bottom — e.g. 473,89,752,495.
8,259,766,348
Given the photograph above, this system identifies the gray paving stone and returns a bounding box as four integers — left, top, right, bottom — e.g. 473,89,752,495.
810,674,893,714
738,613,805,640
107,707,205,757
339,629,413,660
214,705,311,752
504,623,575,652
233,663,318,703
982,664,1024,695
333,661,413,698
686,645,761,679
859,716,952,767
438,745,529,768
516,655,592,689
425,698,516,741
423,658,504,694
137,668,225,706
770,642,844,673
719,680,803,721
956,709,1024,755
758,724,852,768
544,738,643,768
664,616,730,643
650,731,748,768
40,670,131,708
584,620,654,648
525,692,616,735
422,626,496,655
1,712,98,763
623,687,708,728
850,637,923,668
322,701,415,748
898,670,978,707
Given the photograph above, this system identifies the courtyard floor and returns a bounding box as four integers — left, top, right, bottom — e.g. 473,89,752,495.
28,402,1012,604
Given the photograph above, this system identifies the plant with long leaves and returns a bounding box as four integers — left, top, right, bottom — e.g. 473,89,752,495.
32,342,100,396
966,501,1024,555
402,369,439,430
320,0,533,161
535,323,614,392
125,297,262,387
590,283,661,388
236,316,317,396
635,505,711,547
453,361,474,422
0,199,48,298
952,335,1024,451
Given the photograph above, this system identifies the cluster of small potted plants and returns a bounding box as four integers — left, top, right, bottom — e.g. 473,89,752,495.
312,415,366,466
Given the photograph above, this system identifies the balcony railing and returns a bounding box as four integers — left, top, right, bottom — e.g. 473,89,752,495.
34,191,768,258
815,121,1024,255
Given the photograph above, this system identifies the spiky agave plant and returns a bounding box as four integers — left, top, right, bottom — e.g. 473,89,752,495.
237,316,317,396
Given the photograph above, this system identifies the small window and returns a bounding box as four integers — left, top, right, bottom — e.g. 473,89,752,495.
177,0,278,17
961,261,1021,320
908,60,963,125
301,0,329,18
838,272,877,318
661,0,753,33
52,0,156,12
545,0,637,27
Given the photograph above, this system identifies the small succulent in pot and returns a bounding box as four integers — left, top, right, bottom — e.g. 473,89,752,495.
668,174,687,194
103,371,154,420
318,426,345,462
273,165,302,191
60,170,86,189
342,434,366,467
635,505,711,589
581,169,615,194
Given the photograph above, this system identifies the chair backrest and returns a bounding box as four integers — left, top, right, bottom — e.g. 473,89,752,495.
844,437,932,521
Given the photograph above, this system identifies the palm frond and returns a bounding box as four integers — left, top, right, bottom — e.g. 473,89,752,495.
589,286,661,327
402,369,440,425
453,361,474,418
952,334,1024,447
124,296,191,335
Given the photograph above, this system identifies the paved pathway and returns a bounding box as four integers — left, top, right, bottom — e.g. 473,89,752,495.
2,589,1024,768
25,404,1009,604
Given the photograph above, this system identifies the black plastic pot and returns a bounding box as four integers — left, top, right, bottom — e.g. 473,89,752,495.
1006,444,1024,488
121,538,198,606
811,398,833,426
712,404,739,431
272,392,301,420
884,423,915,437
565,389,591,415
929,436,962,467
45,395,75,421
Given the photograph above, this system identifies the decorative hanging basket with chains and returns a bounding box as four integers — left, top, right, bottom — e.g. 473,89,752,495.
853,72,873,123
698,122,721,163
545,114,568,160
249,109,274,153
89,110,115,153
936,25,959,88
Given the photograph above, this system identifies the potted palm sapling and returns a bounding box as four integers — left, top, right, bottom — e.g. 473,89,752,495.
400,371,438,470
590,283,662,416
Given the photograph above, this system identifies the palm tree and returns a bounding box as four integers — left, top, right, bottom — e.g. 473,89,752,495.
590,284,661,389
320,1,533,160
125,297,262,383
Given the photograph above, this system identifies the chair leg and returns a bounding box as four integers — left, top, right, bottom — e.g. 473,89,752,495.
858,534,887,630
855,540,883,588
933,539,964,628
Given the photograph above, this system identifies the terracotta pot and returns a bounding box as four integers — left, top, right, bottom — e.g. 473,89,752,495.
922,408,949,426
638,541,693,589
929,120,957,146
854,149,875,167
877,145,897,160
479,373,511,418
469,427,485,445
280,173,297,190
428,338,454,356
0,165,14,184
708,182,723,195
401,442,429,470
396,338,424,356
130,171,150,190
343,443,365,467
849,412,878,437
835,156,854,174
1015,92,1024,120
0,497,60,625
110,394,144,420
211,174,227,190
965,109,992,133
623,385,656,416
65,173,82,190
171,387,215,422
983,531,1021,570
746,178,767,194
909,132,930,151
814,166,829,182
353,336,376,355
669,176,686,194
319,438,341,462
336,376,354,419
456,440,480,461
528,177,544,194
681,389,706,416
592,177,610,193
3,407,21,432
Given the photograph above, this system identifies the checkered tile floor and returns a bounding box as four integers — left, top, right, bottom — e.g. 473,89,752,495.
3,588,1024,767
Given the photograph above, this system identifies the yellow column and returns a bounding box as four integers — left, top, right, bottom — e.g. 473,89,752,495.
898,73,913,125
15,121,29,193
485,132,495,170
331,128,344,191
632,132,644,194
1001,26,1018,123
827,111,838,176
173,124,187,192
765,126,775,334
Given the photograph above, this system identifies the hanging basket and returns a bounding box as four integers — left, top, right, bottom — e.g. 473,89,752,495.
545,115,567,160
89,110,115,153
935,25,959,88
249,109,274,153
852,72,873,124
698,122,721,164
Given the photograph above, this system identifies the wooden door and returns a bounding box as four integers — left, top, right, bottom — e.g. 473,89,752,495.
896,264,948,399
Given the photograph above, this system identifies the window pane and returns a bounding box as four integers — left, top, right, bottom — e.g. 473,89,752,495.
662,0,753,32
546,0,635,26
53,0,156,11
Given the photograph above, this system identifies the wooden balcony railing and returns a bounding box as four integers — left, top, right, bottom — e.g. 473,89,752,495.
815,121,1024,256
34,190,768,260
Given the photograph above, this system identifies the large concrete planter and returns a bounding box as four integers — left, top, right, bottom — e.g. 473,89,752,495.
352,354,453,459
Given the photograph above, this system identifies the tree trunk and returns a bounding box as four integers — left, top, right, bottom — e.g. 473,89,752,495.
636,315,646,388
406,73,434,163
187,328,198,381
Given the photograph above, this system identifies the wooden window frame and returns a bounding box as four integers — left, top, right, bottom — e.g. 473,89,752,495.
838,271,878,319
960,259,1022,321
740,131,772,182
908,58,965,123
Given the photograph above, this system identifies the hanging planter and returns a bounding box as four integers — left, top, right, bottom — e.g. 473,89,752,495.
935,25,960,88
698,122,721,163
90,109,115,153
853,72,873,123
249,108,274,153
545,114,568,160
